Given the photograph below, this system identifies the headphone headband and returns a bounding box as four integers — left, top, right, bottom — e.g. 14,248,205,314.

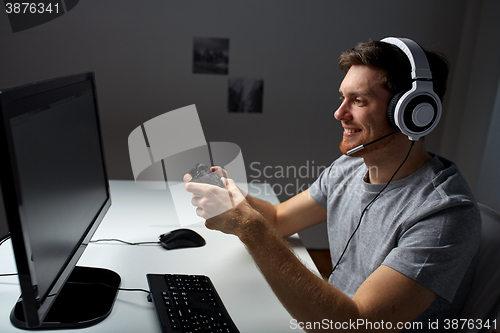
381,37,432,80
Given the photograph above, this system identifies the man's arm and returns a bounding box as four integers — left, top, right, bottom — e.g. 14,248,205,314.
246,189,328,237
186,179,436,332
244,220,435,332
222,202,436,332
202,166,328,237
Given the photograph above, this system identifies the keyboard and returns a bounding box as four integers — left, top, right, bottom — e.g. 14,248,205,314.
147,274,240,333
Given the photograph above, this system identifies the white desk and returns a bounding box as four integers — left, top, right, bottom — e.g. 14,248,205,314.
0,181,318,332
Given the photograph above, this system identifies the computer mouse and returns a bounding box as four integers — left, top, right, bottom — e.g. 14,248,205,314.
159,229,206,250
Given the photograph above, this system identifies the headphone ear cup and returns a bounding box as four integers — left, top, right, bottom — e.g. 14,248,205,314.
387,91,405,130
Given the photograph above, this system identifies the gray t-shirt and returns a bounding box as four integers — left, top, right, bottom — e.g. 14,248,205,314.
309,153,481,331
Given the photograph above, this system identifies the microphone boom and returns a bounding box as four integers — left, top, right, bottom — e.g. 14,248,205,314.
346,130,399,156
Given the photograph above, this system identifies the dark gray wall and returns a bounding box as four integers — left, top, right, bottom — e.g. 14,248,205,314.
2,0,498,248
0,1,467,184
439,0,500,214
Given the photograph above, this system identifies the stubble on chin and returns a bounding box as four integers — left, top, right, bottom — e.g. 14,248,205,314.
339,138,356,156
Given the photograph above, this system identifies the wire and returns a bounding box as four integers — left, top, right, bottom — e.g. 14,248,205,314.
118,287,151,294
0,234,17,276
329,141,416,277
65,281,150,295
46,281,151,298
90,239,160,246
0,233,11,246
70,281,151,294
1,237,159,281
0,236,160,277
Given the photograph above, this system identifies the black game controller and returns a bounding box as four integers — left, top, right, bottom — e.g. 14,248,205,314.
188,163,226,189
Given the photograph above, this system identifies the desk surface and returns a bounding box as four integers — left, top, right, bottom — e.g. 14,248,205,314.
0,181,318,332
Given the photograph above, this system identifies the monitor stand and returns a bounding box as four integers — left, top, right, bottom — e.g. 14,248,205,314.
10,266,121,330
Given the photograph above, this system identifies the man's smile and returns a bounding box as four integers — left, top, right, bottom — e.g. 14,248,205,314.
342,126,362,137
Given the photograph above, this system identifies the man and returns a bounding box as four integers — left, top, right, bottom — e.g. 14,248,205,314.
185,39,481,332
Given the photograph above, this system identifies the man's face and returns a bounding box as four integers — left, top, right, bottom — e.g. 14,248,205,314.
334,65,394,157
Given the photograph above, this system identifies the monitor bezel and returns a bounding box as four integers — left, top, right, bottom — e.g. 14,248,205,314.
0,72,112,328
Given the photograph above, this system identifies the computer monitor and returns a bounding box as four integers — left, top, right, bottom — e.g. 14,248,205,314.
0,189,9,242
0,72,120,329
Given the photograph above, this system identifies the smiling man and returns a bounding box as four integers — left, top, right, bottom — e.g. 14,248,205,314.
185,38,481,332
335,64,433,185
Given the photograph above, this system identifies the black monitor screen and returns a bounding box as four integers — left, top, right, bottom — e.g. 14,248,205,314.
0,73,117,329
10,80,106,298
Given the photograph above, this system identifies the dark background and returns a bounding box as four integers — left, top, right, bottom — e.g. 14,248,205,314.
1,0,499,248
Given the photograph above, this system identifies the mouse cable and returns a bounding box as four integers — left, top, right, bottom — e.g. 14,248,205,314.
329,141,416,278
0,237,158,277
90,239,160,246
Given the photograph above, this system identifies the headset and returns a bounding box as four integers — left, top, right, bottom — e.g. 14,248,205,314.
345,37,442,156
382,37,442,142
331,37,441,277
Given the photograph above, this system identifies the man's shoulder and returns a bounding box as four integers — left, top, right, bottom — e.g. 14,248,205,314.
411,154,480,231
424,153,473,197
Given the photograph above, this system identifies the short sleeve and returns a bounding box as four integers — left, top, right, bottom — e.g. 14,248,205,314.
308,162,334,208
382,202,481,303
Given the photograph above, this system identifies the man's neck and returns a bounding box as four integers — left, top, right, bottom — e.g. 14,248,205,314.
363,140,432,184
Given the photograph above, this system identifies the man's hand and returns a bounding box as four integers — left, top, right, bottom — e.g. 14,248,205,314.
184,171,254,235
205,179,265,237
183,165,228,182
183,165,232,219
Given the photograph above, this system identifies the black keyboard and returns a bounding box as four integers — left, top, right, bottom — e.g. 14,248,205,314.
147,274,240,333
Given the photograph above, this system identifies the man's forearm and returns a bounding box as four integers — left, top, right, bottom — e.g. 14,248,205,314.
239,217,361,331
244,189,327,238
245,195,279,228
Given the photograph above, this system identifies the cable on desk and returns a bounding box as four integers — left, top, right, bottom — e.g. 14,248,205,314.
90,239,160,246
46,281,151,299
65,281,151,296
0,237,156,290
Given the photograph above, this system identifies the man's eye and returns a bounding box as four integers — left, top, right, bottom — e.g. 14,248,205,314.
354,99,365,105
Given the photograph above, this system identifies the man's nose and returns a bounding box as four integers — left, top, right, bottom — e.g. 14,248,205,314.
334,101,351,121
